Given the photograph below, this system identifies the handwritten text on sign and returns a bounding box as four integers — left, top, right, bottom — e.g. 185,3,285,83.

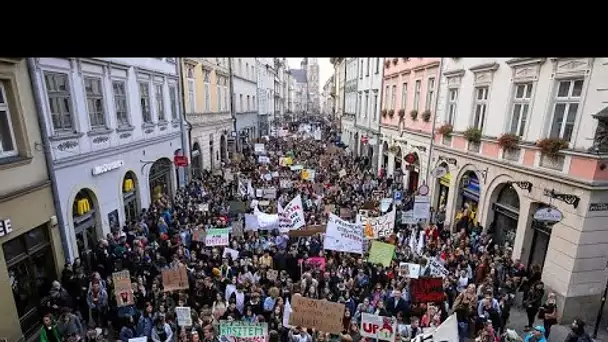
289,296,345,335
205,228,229,246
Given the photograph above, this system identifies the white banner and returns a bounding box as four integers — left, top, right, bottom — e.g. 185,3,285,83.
360,209,396,239
323,213,363,254
278,195,306,232
244,212,280,231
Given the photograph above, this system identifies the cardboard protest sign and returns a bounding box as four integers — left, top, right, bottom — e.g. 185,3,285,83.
198,203,209,212
112,270,134,307
410,277,446,303
289,296,345,335
340,207,352,218
192,229,206,242
175,306,192,326
368,241,395,267
162,267,189,292
324,204,336,214
205,228,229,246
228,200,248,215
288,225,326,237
220,321,268,342
279,157,293,167
299,257,326,272
398,262,421,279
267,269,279,281
360,313,398,341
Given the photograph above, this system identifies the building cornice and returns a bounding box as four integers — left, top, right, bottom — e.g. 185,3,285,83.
505,58,546,67
444,69,465,78
469,62,499,73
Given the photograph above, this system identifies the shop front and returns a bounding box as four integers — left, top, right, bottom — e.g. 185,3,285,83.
0,185,62,341
122,171,139,224
381,141,389,171
435,163,451,209
72,188,101,271
148,158,173,203
455,171,481,226
404,152,420,193
191,142,202,179
489,183,520,249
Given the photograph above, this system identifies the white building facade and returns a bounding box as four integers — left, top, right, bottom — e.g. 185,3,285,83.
256,58,274,136
431,57,608,323
232,58,259,145
31,57,184,261
355,58,383,170
273,58,286,127
342,58,359,152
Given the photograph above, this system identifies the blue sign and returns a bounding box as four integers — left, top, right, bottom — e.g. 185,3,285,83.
394,191,403,201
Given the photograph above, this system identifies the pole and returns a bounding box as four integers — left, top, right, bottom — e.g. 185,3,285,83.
593,263,608,339
228,58,239,153
424,57,444,185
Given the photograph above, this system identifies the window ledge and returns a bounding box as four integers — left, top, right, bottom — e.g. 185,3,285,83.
49,132,85,142
141,122,155,129
157,120,169,126
116,126,135,132
0,155,33,169
87,128,114,137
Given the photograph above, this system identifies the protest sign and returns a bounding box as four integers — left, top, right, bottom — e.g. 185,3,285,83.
301,169,316,181
258,200,270,207
162,267,189,292
255,188,263,198
228,200,248,215
299,257,326,272
232,220,244,237
368,241,395,267
278,195,306,231
254,143,265,153
360,313,398,341
413,196,431,220
279,157,293,167
198,203,209,212
340,207,352,218
192,229,206,242
288,225,325,237
401,210,418,225
258,156,270,164
225,171,234,182
380,198,393,212
290,164,304,171
398,262,421,279
267,269,278,281
205,228,229,246
220,321,268,342
289,296,345,335
324,204,336,214
263,187,277,200
361,209,396,239
112,270,134,307
223,248,240,260
323,213,363,254
426,257,449,278
339,169,347,178
410,277,446,303
279,179,293,188
128,338,147,342
244,212,280,231
175,306,192,326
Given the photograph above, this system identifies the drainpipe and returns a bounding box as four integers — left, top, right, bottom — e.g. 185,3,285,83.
176,58,190,185
377,58,386,173
424,57,444,185
341,58,347,137
228,58,239,152
26,58,73,263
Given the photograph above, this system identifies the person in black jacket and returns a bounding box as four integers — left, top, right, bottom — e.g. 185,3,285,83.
523,282,545,330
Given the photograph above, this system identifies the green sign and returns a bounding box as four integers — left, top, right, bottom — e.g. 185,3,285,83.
368,241,396,267
220,321,268,338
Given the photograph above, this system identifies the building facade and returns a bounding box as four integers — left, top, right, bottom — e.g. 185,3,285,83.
273,58,286,127
321,75,335,117
379,58,440,191
355,58,384,171
331,58,345,131
183,58,232,176
31,57,184,265
307,58,320,114
430,57,608,322
0,58,64,341
256,58,274,137
342,58,359,152
231,58,258,146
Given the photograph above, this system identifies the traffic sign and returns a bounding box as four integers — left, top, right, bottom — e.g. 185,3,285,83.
417,184,429,196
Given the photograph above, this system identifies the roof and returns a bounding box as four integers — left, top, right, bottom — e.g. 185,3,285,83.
290,69,308,83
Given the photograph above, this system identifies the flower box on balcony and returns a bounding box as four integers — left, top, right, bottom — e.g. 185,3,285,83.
437,123,453,136
421,110,431,123
498,133,521,151
398,109,405,119
392,58,398,65
388,109,395,118
410,110,418,121
536,137,569,157
464,127,482,143
381,109,388,118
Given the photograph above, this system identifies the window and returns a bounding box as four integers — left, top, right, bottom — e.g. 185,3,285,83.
139,82,152,123
426,77,435,110
239,94,243,112
375,58,380,74
473,86,489,131
44,72,73,132
252,66,255,81
401,83,408,110
203,70,210,112
0,83,17,157
447,89,458,125
84,77,106,129
187,73,196,113
112,81,129,127
373,90,378,119
223,79,228,111
245,63,249,79
366,58,370,76
216,76,221,112
364,92,369,118
509,83,533,136
155,83,165,121
247,95,250,111
359,59,363,79
358,92,362,116
391,85,397,110
414,80,421,111
253,96,256,111
384,86,389,109
238,59,242,76
550,79,584,142
169,85,178,120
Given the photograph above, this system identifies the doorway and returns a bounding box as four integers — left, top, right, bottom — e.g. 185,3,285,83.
191,142,202,179
72,188,99,271
148,158,172,202
491,184,521,248
122,171,139,224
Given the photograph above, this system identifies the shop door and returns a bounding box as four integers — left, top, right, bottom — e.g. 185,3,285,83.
75,226,97,271
529,221,551,270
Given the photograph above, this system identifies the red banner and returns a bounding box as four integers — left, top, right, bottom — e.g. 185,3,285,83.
410,277,445,303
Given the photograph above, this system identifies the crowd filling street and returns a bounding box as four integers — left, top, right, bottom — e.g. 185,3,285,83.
38,119,596,342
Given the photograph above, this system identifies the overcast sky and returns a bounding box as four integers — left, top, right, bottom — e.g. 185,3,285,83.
286,58,333,92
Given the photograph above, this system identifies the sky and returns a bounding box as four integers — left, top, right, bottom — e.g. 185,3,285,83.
286,58,333,92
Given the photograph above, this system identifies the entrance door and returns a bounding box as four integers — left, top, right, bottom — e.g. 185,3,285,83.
408,170,419,192
149,158,172,202
75,227,97,270
529,220,552,270
123,171,138,224
72,189,99,271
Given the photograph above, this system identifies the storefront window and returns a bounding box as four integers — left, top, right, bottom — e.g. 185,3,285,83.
149,158,172,201
4,225,56,338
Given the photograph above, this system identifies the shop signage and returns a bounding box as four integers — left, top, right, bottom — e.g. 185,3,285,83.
174,156,189,167
589,203,608,212
0,218,12,237
533,207,563,223
431,166,448,178
92,160,124,176
405,153,418,164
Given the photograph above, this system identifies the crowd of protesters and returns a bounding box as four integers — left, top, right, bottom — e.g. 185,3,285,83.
38,119,594,342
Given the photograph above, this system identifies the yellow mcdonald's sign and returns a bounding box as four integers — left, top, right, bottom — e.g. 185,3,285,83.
77,198,91,216
123,179,134,192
